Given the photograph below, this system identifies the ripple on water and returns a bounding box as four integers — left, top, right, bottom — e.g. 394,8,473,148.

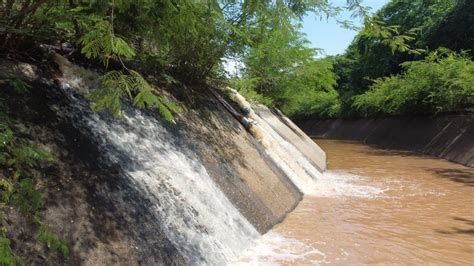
233,171,386,265
233,232,327,265
311,170,387,198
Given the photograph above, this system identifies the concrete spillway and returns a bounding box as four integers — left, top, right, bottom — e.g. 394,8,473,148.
0,55,327,264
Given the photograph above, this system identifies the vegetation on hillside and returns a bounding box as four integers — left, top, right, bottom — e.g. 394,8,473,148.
233,0,473,120
0,0,410,262
325,0,473,119
0,0,472,262
353,49,474,117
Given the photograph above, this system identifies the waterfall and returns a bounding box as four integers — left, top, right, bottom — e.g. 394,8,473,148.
251,112,322,194
52,55,326,264
223,88,322,195
54,57,259,264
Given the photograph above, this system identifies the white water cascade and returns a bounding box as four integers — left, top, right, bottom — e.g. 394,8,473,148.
252,112,322,194
52,55,327,264
54,57,259,264
225,89,322,195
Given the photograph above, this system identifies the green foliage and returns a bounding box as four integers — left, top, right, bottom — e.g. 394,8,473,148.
230,0,428,119
282,87,341,119
0,128,14,149
353,49,474,116
89,70,180,121
278,58,341,119
236,21,341,119
323,0,474,118
37,226,69,257
0,178,14,203
1,116,52,175
6,79,31,94
89,85,122,118
2,0,427,122
231,78,273,106
10,144,53,169
241,23,316,104
133,89,181,123
334,0,459,105
71,5,180,121
423,0,474,53
79,20,136,67
1,0,403,81
0,236,24,266
360,18,424,55
147,0,229,78
0,99,68,261
11,179,43,216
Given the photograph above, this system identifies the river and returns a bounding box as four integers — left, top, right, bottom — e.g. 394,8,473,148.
237,139,474,265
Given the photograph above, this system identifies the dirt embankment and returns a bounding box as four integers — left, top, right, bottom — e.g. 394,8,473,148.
297,114,474,167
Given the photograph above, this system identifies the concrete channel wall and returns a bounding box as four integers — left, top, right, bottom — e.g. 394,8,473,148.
297,114,474,167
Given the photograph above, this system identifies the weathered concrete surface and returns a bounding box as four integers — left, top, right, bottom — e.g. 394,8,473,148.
175,93,303,233
1,57,313,263
254,105,326,172
297,114,474,167
1,83,186,265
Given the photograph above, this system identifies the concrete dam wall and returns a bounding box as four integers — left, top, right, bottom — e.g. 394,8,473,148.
0,55,326,264
297,114,474,167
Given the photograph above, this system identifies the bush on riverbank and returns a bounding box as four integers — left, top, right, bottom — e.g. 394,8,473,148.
353,49,474,117
281,0,473,120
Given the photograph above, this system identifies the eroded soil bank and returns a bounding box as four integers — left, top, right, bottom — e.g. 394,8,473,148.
297,114,474,167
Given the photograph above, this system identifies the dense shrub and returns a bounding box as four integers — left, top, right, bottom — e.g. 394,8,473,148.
353,49,474,116
278,58,341,119
282,88,341,119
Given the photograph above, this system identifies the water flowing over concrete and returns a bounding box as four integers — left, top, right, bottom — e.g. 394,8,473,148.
221,89,326,195
253,106,326,172
3,54,471,265
1,55,323,264
0,54,327,264
249,110,322,195
58,87,260,264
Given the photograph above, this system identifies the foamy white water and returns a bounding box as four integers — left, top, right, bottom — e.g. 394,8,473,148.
313,170,387,198
234,232,327,265
223,88,323,195
54,57,338,264
228,89,321,194
234,170,384,265
252,115,322,195
53,57,261,264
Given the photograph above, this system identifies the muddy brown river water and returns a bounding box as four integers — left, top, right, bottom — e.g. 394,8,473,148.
237,139,474,265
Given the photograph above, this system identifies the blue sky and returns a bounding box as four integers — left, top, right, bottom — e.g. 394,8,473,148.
301,0,390,56
225,0,390,75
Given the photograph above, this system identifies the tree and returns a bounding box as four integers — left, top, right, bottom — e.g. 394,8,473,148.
330,0,467,118
423,0,474,54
